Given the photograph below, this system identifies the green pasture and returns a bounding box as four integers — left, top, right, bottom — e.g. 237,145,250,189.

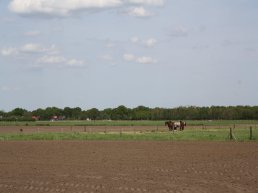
0,127,257,141
0,120,258,126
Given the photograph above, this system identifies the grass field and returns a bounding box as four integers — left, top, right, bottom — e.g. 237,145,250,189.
1,120,258,126
0,127,257,141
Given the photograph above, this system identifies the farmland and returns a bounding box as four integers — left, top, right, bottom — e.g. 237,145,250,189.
0,141,257,193
0,121,257,193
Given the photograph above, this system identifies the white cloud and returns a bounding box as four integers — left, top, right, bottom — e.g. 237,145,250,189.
37,55,85,68
145,38,157,47
123,53,157,64
66,59,85,67
127,7,152,17
128,0,165,6
9,0,123,17
1,43,58,56
21,43,57,54
37,55,66,64
136,56,156,64
21,43,43,53
130,36,158,47
9,0,165,17
1,47,19,56
1,43,83,69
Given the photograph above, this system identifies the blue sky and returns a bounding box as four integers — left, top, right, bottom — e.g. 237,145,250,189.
0,0,258,111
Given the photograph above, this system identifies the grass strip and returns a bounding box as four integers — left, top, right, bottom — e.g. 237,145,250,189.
0,128,257,141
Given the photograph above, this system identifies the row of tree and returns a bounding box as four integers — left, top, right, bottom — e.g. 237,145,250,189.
0,106,258,121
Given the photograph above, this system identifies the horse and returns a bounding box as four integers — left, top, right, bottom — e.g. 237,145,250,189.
165,121,176,131
179,121,186,131
174,122,181,130
165,121,186,131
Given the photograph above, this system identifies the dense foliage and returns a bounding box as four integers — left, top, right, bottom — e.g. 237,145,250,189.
0,106,258,121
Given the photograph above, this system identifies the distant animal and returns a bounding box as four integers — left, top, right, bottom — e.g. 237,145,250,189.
165,121,176,131
179,121,186,131
174,122,181,130
165,121,186,131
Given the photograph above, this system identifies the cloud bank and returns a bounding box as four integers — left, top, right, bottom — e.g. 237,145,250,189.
1,43,58,56
1,43,85,69
9,0,165,17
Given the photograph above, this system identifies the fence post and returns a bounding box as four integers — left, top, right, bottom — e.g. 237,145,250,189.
229,127,233,140
84,126,86,132
120,128,122,137
249,126,253,140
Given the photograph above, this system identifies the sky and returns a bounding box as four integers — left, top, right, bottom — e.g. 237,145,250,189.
0,0,258,111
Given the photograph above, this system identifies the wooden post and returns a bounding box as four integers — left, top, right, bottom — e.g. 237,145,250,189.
229,127,233,140
105,127,107,134
249,126,253,140
120,128,122,137
70,126,73,131
156,126,158,132
84,126,86,132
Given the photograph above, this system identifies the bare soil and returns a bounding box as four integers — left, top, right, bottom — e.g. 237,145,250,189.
0,141,257,193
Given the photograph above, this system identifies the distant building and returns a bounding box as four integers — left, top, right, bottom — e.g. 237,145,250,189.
32,116,40,121
50,116,65,121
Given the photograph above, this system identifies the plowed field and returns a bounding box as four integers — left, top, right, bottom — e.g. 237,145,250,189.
0,141,257,193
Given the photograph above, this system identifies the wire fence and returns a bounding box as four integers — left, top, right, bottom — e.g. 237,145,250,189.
0,124,257,141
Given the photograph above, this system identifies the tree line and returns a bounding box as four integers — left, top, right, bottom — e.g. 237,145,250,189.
0,106,258,121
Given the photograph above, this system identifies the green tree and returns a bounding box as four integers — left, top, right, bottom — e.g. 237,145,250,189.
9,108,27,117
87,108,100,120
111,105,131,120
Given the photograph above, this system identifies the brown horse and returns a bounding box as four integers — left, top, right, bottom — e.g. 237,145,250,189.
165,121,176,131
179,120,186,131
